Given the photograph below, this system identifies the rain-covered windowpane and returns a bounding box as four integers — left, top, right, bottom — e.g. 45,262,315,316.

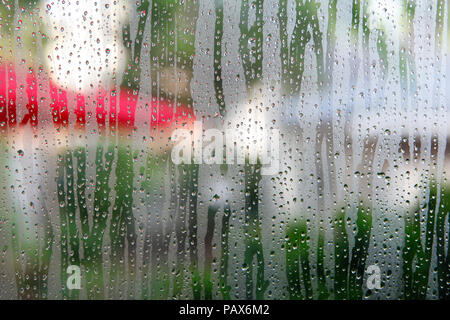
0,0,449,301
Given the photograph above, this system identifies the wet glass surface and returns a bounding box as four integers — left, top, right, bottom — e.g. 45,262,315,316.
0,0,449,300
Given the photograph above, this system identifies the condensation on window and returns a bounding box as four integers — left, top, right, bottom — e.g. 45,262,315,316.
0,0,449,300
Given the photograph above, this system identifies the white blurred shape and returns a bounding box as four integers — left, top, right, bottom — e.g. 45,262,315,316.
42,0,128,92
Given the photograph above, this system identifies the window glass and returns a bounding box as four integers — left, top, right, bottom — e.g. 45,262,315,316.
0,0,449,300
